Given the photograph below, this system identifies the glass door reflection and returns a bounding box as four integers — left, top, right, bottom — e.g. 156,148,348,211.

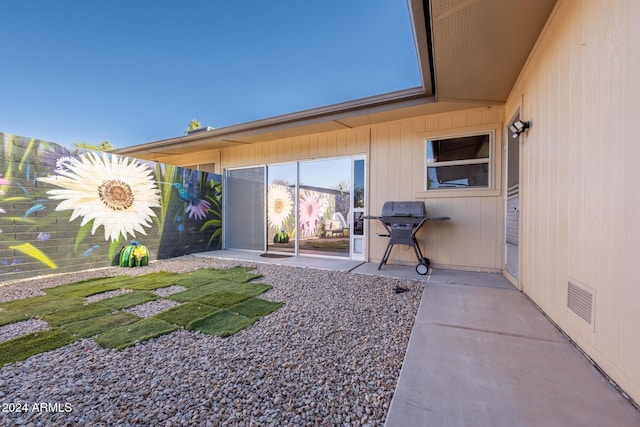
299,158,351,257
266,164,297,254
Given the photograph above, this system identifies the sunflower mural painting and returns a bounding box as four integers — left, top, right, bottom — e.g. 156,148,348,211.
0,133,222,282
267,183,294,249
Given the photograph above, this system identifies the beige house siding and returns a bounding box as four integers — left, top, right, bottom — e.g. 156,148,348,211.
222,128,369,169
154,149,221,173
368,109,504,271
505,0,640,402
218,107,505,272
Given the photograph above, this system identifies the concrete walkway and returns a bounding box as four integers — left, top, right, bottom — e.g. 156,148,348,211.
383,271,640,427
195,251,640,426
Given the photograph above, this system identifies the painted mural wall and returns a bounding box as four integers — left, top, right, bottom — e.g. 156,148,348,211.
0,133,222,283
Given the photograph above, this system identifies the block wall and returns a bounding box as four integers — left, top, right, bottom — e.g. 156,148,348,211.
0,133,222,283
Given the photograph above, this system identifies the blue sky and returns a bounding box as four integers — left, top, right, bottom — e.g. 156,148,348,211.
0,1,421,148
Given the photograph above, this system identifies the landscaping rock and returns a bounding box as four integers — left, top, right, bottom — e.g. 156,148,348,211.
0,255,422,426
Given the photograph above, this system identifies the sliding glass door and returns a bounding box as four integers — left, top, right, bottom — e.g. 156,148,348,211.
225,156,365,259
299,158,351,257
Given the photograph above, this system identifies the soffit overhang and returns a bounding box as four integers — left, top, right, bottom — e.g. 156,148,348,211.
432,0,557,103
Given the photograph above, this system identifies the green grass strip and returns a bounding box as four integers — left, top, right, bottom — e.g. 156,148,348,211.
173,267,263,288
155,302,219,326
125,271,181,290
42,303,113,326
167,283,230,302
168,282,271,303
209,280,271,295
216,268,263,283
0,294,84,319
0,308,30,327
195,291,254,309
94,317,178,350
0,328,76,367
62,312,139,338
45,276,126,297
230,298,284,318
211,266,264,283
237,282,272,296
188,310,257,337
96,291,158,311
172,268,220,288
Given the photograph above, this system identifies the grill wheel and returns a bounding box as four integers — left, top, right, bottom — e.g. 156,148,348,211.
416,258,430,275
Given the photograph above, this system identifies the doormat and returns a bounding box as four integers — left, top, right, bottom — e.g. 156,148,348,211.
260,253,293,258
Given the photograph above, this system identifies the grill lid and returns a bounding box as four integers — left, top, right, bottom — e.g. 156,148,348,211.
381,201,426,218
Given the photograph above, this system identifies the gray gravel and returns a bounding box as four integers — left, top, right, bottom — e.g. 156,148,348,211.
0,319,49,344
85,289,132,304
124,299,182,318
0,255,423,426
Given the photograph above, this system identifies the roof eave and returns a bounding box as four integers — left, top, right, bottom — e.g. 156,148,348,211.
115,86,435,156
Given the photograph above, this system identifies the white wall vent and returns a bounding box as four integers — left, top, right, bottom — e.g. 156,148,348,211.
567,280,594,325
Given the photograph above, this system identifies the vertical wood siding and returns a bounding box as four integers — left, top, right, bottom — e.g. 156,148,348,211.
505,0,640,402
369,110,504,271
222,128,368,168
221,108,505,272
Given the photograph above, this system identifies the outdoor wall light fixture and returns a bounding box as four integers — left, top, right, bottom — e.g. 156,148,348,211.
509,120,530,139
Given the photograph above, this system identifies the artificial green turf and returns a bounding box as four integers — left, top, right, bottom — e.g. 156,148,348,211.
45,276,127,297
188,310,257,337
96,291,158,311
0,328,75,367
0,266,281,361
167,283,231,302
155,302,219,327
168,281,271,302
42,303,113,326
125,272,181,290
237,281,272,295
173,267,263,288
196,291,253,308
94,317,178,350
0,308,30,327
0,294,80,318
230,298,284,318
62,311,139,338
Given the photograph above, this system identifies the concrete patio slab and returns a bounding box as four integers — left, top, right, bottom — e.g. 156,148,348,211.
427,268,514,289
193,249,364,272
385,282,640,427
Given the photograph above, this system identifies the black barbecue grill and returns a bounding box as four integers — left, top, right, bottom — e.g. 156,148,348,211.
365,201,450,275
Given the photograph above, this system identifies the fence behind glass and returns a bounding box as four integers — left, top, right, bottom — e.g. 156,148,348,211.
298,158,351,257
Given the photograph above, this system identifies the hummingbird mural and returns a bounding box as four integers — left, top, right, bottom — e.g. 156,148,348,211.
172,170,211,220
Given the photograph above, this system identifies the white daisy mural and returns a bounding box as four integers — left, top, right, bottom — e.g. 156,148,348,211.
37,152,161,242
267,184,293,230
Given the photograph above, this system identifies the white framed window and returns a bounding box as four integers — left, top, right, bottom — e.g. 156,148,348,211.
425,131,493,191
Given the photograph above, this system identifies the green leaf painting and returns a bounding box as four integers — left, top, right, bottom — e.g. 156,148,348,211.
9,243,57,269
